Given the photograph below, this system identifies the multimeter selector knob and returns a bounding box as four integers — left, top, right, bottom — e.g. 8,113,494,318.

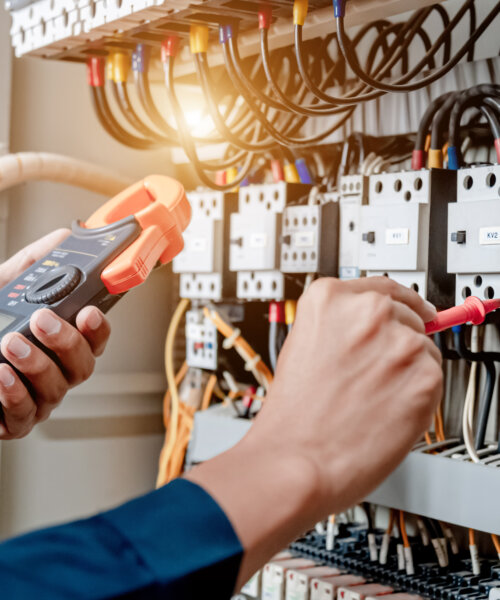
25,266,82,305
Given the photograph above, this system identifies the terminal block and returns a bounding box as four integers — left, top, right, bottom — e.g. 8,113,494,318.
185,308,217,370
229,182,310,301
338,174,369,280
359,169,456,308
280,197,339,276
448,165,500,305
173,190,237,301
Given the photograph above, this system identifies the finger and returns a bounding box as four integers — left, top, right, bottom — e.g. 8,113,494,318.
422,333,443,366
391,300,426,334
0,229,70,288
75,306,111,357
0,332,68,422
30,309,95,387
341,276,437,323
0,364,37,439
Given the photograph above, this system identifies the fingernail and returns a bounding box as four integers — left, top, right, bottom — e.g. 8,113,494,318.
6,336,31,359
87,309,103,331
0,367,15,387
36,311,61,335
424,300,437,315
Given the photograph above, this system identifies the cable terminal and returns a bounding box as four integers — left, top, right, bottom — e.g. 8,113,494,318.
293,0,308,26
295,158,313,183
161,36,181,61
284,300,297,326
258,4,273,29
411,149,425,171
428,148,443,169
447,146,459,170
269,301,285,323
132,44,148,73
86,57,105,87
190,24,209,54
110,51,130,83
333,0,345,18
284,161,301,183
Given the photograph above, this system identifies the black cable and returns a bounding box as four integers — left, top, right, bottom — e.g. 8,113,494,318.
90,86,159,150
435,331,460,361
220,40,356,148
480,105,500,142
113,81,169,143
164,56,258,190
259,28,347,116
414,93,453,153
195,53,278,152
335,0,500,94
295,6,438,106
430,92,462,152
448,85,500,148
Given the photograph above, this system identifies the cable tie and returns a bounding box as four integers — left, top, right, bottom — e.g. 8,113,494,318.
245,354,261,372
222,328,241,350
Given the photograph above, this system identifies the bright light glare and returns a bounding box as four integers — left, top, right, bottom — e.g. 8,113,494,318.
184,109,214,137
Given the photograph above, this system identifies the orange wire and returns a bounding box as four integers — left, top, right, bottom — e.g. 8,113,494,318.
203,307,273,385
424,431,433,445
162,361,188,428
386,509,395,535
492,534,500,554
201,374,217,411
425,133,431,153
399,511,410,548
469,528,475,546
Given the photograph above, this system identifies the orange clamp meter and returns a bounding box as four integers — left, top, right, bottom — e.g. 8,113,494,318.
0,175,190,390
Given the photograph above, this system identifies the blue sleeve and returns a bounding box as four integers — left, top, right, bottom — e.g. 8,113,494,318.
0,478,243,600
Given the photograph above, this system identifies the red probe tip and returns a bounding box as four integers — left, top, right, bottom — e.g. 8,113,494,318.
425,296,500,336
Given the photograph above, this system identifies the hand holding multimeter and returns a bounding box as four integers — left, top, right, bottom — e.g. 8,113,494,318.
0,175,190,439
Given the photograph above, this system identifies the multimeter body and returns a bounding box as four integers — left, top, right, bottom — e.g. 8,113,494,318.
0,174,190,390
0,218,139,359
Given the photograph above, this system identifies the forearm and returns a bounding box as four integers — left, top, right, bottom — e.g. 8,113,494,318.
185,428,323,591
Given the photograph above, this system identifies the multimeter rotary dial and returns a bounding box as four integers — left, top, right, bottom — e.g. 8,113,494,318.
25,266,82,305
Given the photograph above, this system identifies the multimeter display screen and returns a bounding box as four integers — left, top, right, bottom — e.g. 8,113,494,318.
0,312,16,332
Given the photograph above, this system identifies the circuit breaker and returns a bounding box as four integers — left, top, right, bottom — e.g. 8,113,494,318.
338,175,368,280
359,169,456,307
280,197,339,276
173,190,237,301
448,165,500,305
185,309,218,371
229,182,310,301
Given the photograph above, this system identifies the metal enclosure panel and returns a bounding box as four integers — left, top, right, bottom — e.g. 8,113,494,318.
366,450,500,534
185,404,252,466
185,309,218,370
359,203,428,271
448,199,500,273
230,211,281,272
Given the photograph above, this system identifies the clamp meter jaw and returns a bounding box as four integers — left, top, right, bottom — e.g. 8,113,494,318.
0,174,190,387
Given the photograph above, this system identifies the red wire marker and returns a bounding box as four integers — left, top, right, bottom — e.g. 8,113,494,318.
425,296,500,335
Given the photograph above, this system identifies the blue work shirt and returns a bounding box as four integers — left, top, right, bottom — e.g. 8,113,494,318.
0,478,243,599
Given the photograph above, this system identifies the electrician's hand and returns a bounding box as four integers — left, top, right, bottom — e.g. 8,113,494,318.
186,276,442,588
0,229,111,439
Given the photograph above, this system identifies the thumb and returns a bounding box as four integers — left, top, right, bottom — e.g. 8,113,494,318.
0,228,71,289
